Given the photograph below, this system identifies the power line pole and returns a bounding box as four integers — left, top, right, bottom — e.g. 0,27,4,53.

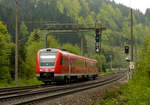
99,29,103,72
127,8,134,80
15,0,18,86
110,55,112,70
131,8,134,62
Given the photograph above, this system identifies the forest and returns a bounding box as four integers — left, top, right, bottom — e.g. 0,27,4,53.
0,0,150,87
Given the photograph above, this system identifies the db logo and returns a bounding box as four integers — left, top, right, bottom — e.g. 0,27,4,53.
45,69,49,72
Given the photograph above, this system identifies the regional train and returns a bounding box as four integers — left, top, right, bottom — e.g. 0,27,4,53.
36,48,99,84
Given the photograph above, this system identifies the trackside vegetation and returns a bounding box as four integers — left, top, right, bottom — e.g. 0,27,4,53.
97,35,150,105
0,22,13,84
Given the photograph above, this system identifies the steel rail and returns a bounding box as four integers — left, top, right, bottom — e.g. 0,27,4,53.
0,85,42,92
0,84,52,97
0,72,125,105
15,72,124,105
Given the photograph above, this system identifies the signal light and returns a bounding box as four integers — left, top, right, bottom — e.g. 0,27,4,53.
95,46,99,53
125,46,129,54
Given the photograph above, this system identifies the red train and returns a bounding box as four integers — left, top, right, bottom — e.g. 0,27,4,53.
36,48,99,84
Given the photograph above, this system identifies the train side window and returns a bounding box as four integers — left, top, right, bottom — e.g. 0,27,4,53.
72,58,75,66
63,56,65,66
60,56,63,65
65,57,68,65
96,63,98,68
64,56,68,65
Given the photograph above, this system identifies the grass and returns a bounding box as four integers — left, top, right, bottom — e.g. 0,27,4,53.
100,69,120,75
98,84,128,105
0,77,42,88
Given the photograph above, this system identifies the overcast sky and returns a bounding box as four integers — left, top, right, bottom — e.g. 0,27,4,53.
113,0,150,14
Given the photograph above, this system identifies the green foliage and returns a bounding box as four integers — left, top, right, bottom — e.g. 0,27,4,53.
0,78,42,87
91,54,106,72
19,21,29,79
57,1,64,14
101,69,119,74
0,21,13,82
62,43,81,55
22,30,42,79
16,78,42,86
98,35,150,105
47,35,60,48
20,21,29,39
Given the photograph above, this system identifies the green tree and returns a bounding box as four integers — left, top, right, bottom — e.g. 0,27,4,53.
22,29,42,79
46,35,60,48
0,21,13,82
62,43,81,55
19,22,29,78
20,21,29,39
91,54,106,72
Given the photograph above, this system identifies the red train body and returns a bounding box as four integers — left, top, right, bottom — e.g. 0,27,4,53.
36,48,99,83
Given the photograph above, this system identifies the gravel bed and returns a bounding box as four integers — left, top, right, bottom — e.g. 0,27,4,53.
0,72,125,105
35,74,127,105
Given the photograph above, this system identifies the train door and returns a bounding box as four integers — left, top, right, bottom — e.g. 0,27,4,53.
68,56,71,78
85,60,89,75
85,60,88,75
62,55,69,74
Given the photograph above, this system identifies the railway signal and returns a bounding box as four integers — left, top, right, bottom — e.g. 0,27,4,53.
95,29,100,42
95,34,99,42
125,46,129,54
40,23,106,54
95,29,101,53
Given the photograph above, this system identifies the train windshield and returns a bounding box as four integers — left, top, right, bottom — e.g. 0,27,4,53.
40,52,56,68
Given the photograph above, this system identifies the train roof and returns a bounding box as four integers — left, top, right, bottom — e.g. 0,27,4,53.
39,48,97,63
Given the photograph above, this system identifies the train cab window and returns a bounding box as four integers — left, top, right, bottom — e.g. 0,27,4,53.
40,52,56,68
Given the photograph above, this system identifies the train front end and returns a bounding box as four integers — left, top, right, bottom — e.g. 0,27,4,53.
36,48,58,83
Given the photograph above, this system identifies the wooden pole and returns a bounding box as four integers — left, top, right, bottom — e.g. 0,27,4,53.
15,1,18,86
131,8,134,62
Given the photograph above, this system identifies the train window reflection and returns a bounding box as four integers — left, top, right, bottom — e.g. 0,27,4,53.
40,52,56,67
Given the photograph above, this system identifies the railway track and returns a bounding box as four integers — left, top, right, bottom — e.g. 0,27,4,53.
0,84,53,97
0,72,125,105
